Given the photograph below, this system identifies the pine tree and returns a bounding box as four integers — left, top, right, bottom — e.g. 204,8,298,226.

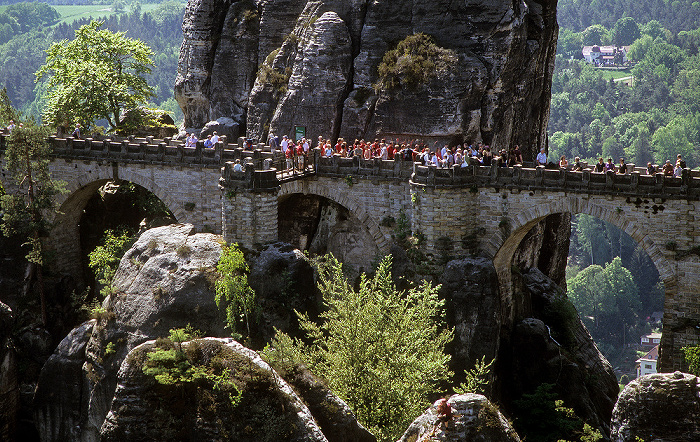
1,123,64,325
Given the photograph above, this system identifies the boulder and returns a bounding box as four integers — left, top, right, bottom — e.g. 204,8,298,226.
611,371,700,441
199,117,239,141
33,224,226,441
397,394,521,442
101,338,328,441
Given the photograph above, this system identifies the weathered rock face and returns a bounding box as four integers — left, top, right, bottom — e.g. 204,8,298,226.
0,302,18,442
500,268,619,436
177,0,557,158
439,258,501,378
278,194,381,279
611,371,700,442
247,242,319,346
33,320,95,442
100,338,372,442
398,394,521,442
33,224,226,442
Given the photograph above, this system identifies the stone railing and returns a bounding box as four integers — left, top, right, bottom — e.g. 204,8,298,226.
0,132,293,170
313,150,415,181
219,161,280,193
410,162,700,199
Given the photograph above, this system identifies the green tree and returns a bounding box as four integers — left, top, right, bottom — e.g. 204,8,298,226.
611,17,640,46
88,228,135,299
264,255,452,442
581,24,609,45
0,124,64,325
215,244,256,339
36,20,154,131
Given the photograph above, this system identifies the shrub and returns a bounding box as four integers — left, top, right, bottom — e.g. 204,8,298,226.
263,254,453,442
215,244,257,339
88,228,135,298
455,356,494,396
375,33,457,92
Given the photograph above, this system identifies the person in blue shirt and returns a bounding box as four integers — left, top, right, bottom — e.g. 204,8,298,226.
536,147,547,166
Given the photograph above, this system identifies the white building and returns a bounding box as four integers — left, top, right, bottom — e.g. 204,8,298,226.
582,45,630,66
640,332,661,348
636,345,659,378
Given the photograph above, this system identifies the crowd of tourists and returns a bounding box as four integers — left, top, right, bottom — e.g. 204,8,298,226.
263,132,690,178
265,133,529,170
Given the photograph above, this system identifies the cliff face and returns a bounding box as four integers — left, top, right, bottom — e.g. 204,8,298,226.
175,0,558,159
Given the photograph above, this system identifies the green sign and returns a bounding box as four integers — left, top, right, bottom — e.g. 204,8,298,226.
295,126,306,141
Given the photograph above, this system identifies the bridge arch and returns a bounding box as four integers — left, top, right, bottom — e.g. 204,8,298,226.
489,197,673,282
278,179,391,254
488,195,676,366
49,170,180,287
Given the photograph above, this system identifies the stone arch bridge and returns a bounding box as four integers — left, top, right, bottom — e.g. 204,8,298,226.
2,134,700,371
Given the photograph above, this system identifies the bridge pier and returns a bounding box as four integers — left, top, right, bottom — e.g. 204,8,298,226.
220,163,279,248
660,261,700,371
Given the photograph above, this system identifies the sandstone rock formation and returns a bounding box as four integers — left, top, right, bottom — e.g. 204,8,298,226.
33,224,226,441
501,268,619,435
176,0,558,159
398,394,521,442
439,258,501,378
33,320,95,442
101,337,373,441
247,241,319,346
611,371,700,441
0,302,18,441
101,338,329,441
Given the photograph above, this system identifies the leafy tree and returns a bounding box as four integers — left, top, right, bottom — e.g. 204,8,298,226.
455,356,494,396
611,17,640,46
264,255,452,442
0,123,64,325
581,24,609,45
215,244,257,339
36,20,155,131
88,228,135,299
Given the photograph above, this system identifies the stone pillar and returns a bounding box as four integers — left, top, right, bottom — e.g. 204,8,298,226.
659,260,700,372
222,190,279,248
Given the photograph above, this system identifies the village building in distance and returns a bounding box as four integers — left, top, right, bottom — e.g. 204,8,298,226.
582,45,630,67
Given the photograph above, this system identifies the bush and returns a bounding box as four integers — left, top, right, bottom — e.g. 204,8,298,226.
215,244,257,340
375,33,457,92
88,228,135,298
263,254,453,442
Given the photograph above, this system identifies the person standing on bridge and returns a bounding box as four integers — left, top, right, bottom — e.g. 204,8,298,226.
72,123,81,139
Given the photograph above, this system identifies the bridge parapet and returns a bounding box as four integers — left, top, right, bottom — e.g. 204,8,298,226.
411,163,700,200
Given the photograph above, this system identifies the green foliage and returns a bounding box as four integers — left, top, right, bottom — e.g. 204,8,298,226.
88,228,135,298
455,356,494,396
376,33,457,92
263,254,453,442
36,20,155,130
142,332,243,408
215,244,257,339
682,345,700,375
612,17,641,46
568,257,640,344
1,124,64,262
513,383,602,442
